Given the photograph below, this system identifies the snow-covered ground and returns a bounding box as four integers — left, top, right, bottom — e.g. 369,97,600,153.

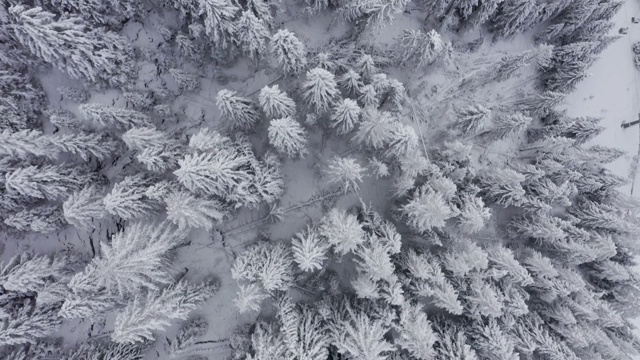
565,0,640,347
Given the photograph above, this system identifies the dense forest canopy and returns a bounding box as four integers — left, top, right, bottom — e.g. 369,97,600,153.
0,0,639,359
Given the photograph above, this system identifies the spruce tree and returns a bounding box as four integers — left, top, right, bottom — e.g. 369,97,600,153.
216,89,260,129
103,175,161,220
5,164,89,200
0,301,62,347
174,149,253,199
68,222,185,296
259,85,296,118
5,205,64,234
318,208,365,255
199,0,239,49
291,227,330,272
268,117,308,158
234,11,269,61
338,69,363,95
491,0,540,38
453,104,491,136
270,29,308,76
353,108,397,149
397,29,448,67
112,279,218,344
324,156,365,193
165,191,226,230
301,67,340,112
402,185,458,232
331,98,362,134
79,104,149,129
8,5,132,85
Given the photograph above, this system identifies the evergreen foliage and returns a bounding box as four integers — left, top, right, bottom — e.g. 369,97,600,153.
112,279,217,343
270,29,307,75
301,67,340,112
268,117,308,158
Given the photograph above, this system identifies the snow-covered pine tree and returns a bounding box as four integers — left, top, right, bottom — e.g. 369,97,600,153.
79,103,149,129
270,29,307,76
259,85,296,118
234,282,269,313
231,242,294,292
49,110,82,130
188,128,232,152
385,123,419,159
477,168,526,206
168,68,200,92
199,0,239,49
515,91,566,118
457,194,492,234
328,306,395,360
245,0,274,26
168,317,209,357
243,153,285,206
5,205,64,234
301,67,339,112
174,148,253,199
216,89,260,129
5,164,89,200
46,132,116,161
544,61,590,93
50,340,147,360
353,108,397,149
488,112,532,140
103,174,161,220
68,221,185,296
0,68,46,130
338,0,409,33
491,0,540,38
312,51,339,72
268,117,308,158
331,98,361,134
402,185,458,232
395,303,437,359
318,208,365,255
324,156,365,193
0,252,67,294
338,69,363,95
535,0,598,45
0,129,52,159
0,301,62,347
136,145,182,173
8,5,133,86
559,116,604,145
432,320,479,358
291,226,330,272
358,84,378,108
0,130,115,161
58,289,119,319
397,29,449,67
112,279,218,344
461,0,504,28
121,126,175,151
453,104,491,136
234,11,269,61
355,54,378,80
165,191,226,230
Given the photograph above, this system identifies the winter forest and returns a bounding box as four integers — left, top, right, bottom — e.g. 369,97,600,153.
1,0,640,359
